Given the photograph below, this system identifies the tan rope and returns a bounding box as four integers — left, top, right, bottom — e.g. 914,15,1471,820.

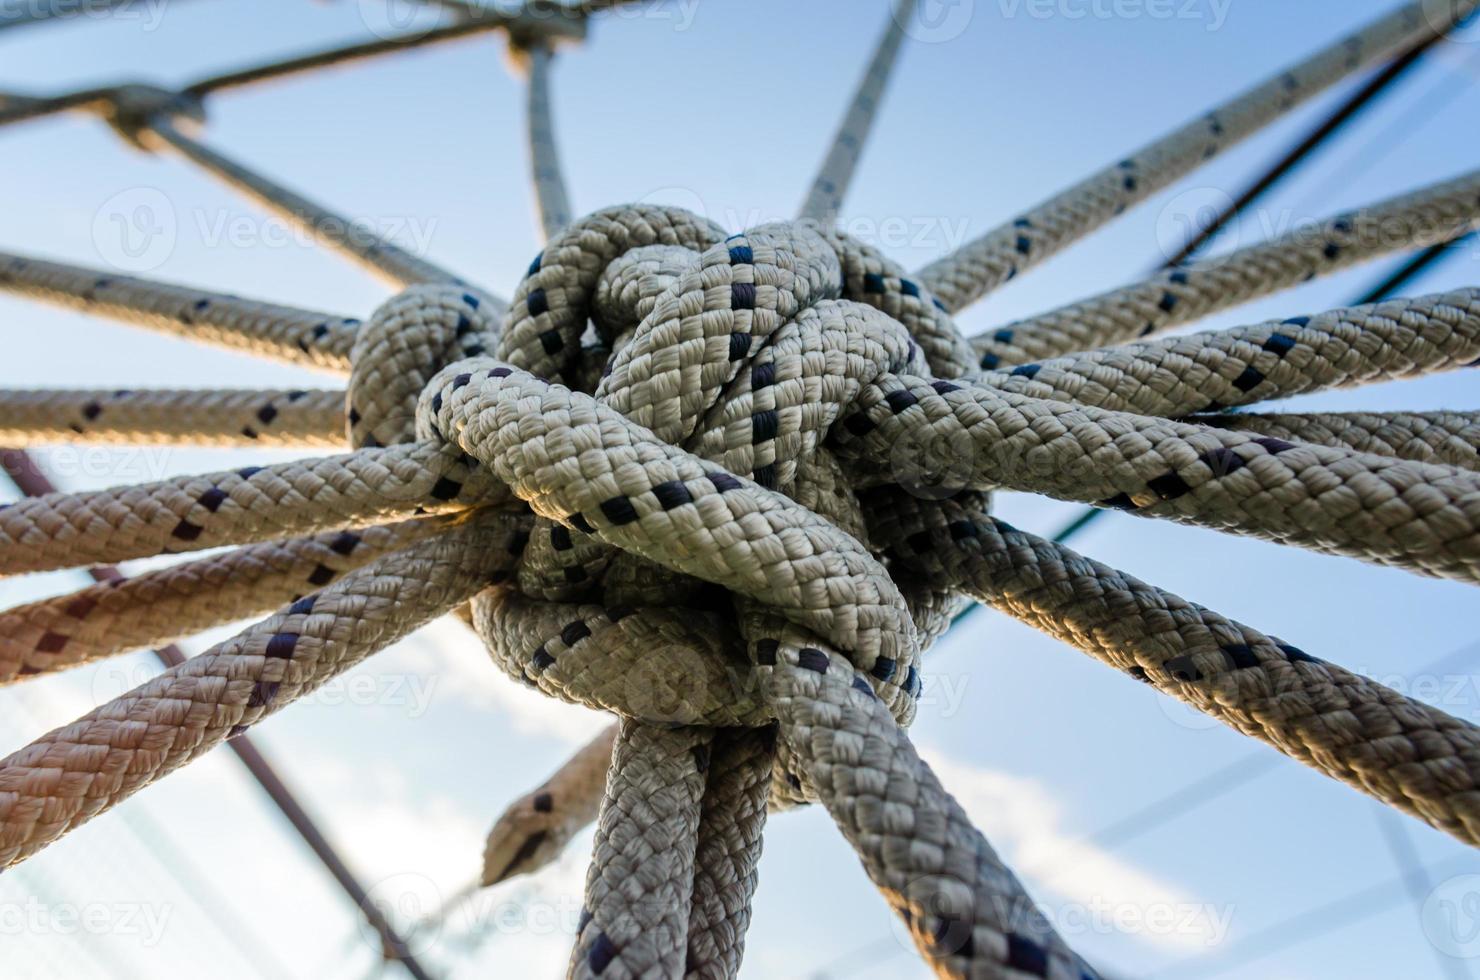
917,0,1479,313
4,0,1480,963
0,388,344,448
797,0,916,221
982,288,1480,416
0,441,504,575
480,723,617,886
869,490,1480,844
0,508,527,868
0,250,358,373
835,373,1480,583
973,168,1480,368
1193,410,1480,471
683,727,772,979
569,720,709,978
181,8,586,99
523,44,574,240
146,117,472,290
0,518,451,684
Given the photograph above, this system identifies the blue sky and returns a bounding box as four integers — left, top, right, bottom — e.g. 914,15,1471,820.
1,1,1479,977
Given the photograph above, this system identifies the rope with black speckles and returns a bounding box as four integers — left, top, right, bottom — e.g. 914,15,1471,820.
918,0,1480,314
5,2,1480,977
972,168,1480,369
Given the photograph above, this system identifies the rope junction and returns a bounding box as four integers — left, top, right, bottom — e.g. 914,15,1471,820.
3,1,1480,976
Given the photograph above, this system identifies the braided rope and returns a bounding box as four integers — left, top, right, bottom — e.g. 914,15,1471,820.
973,168,1480,368
797,0,915,221
918,0,1479,313
0,518,451,683
148,118,470,289
0,509,527,867
870,493,1480,844
0,388,343,447
5,4,1480,977
983,288,1480,416
0,442,504,574
0,250,358,373
1193,410,1480,471
524,44,574,240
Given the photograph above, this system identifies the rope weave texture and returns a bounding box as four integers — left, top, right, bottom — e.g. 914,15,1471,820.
3,2,1479,977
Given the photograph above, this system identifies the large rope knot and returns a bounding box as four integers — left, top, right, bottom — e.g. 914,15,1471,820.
347,206,978,767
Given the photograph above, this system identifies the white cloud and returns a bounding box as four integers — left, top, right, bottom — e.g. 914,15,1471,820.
920,747,1231,951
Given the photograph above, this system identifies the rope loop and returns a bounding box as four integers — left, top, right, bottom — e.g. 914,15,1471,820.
348,284,501,448
346,205,989,736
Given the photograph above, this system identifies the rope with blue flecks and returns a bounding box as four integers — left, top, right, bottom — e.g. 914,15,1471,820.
2,2,1480,978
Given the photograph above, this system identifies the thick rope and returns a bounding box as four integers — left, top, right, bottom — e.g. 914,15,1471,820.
683,727,772,979
569,720,709,979
0,388,343,447
870,491,1480,844
1194,410,1480,471
0,442,504,575
973,168,1480,368
0,509,527,868
917,0,1479,313
480,724,618,887
983,287,1480,416
0,518,451,684
0,250,358,373
834,374,1480,583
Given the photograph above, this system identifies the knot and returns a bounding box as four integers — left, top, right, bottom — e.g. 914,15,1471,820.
97,84,204,151
388,205,976,750
348,285,501,448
